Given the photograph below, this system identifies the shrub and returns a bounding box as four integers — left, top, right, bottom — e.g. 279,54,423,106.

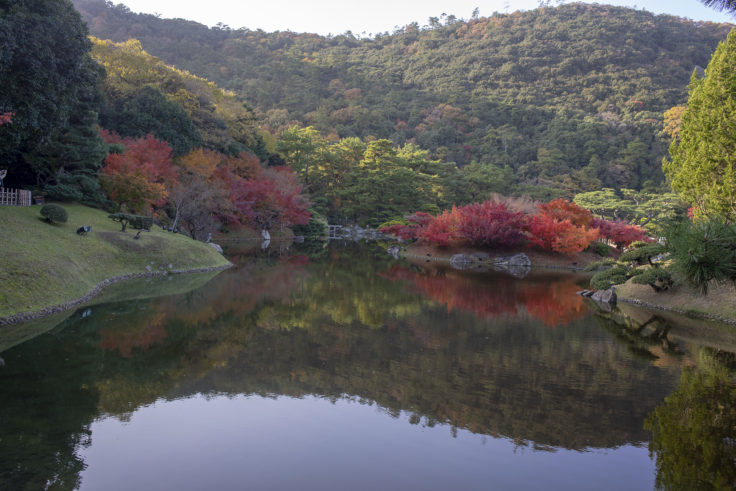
457,201,527,248
583,258,617,272
592,218,650,248
40,203,68,224
419,208,462,246
293,210,328,239
632,267,674,292
108,213,152,232
590,264,630,290
538,198,594,227
619,243,667,266
666,219,736,294
589,241,611,257
526,214,599,255
129,215,153,230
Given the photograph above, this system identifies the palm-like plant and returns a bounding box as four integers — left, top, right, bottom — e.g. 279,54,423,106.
701,0,736,13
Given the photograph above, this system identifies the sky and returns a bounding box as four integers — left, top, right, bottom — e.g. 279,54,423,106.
115,0,735,35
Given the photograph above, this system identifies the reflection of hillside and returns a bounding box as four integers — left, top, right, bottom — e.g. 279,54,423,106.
0,246,687,488
380,265,587,326
200,312,676,450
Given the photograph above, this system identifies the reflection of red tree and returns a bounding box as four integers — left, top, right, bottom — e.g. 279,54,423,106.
521,282,587,326
99,310,170,358
380,266,586,326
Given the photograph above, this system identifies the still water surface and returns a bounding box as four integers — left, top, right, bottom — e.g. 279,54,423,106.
1,243,734,490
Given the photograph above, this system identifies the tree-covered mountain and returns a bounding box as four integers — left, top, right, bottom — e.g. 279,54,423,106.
89,37,266,158
73,1,733,199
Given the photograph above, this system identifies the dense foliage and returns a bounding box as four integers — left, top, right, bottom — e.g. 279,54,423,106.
663,29,736,222
381,198,648,255
0,0,107,203
72,1,732,198
90,38,266,158
574,188,687,234
0,2,312,242
666,219,736,294
39,203,68,224
275,128,465,224
100,131,177,213
98,131,310,238
2,1,733,246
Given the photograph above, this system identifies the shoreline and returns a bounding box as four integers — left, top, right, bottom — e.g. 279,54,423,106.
0,264,233,327
616,296,736,326
400,251,588,272
400,247,736,326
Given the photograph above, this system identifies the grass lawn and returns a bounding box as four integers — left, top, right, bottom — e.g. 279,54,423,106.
0,203,230,318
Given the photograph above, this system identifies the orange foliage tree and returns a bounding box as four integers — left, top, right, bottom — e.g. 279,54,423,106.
537,198,594,227
100,131,177,213
525,214,599,255
419,206,463,246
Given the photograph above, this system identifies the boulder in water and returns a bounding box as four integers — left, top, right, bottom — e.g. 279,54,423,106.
492,253,531,278
591,287,617,306
450,254,474,270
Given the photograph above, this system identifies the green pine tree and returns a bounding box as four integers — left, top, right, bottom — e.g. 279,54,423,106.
663,29,736,222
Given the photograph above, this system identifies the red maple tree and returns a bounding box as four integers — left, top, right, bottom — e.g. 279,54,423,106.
525,214,599,255
457,201,527,247
591,217,649,248
100,131,177,213
538,198,594,227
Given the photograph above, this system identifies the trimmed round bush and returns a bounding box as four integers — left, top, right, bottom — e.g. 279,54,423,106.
40,203,68,224
590,264,629,290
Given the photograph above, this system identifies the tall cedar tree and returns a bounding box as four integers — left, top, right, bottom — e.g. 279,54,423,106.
664,29,736,222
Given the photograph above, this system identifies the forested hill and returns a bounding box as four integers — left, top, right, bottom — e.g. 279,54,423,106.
73,0,732,198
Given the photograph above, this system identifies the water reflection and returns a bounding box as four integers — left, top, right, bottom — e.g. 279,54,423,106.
77,395,655,491
0,243,734,489
645,349,736,490
379,264,588,326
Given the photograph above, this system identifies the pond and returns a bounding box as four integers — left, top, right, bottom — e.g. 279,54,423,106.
1,242,735,490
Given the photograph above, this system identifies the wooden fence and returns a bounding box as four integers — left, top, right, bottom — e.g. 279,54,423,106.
0,188,32,206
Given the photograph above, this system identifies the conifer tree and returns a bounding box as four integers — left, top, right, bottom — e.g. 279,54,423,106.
663,29,736,222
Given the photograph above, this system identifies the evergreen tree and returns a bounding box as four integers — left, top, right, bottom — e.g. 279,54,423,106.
108,86,201,156
0,0,102,189
35,56,109,204
663,29,736,221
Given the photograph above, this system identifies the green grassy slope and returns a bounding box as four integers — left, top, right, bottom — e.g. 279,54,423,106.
0,204,230,318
